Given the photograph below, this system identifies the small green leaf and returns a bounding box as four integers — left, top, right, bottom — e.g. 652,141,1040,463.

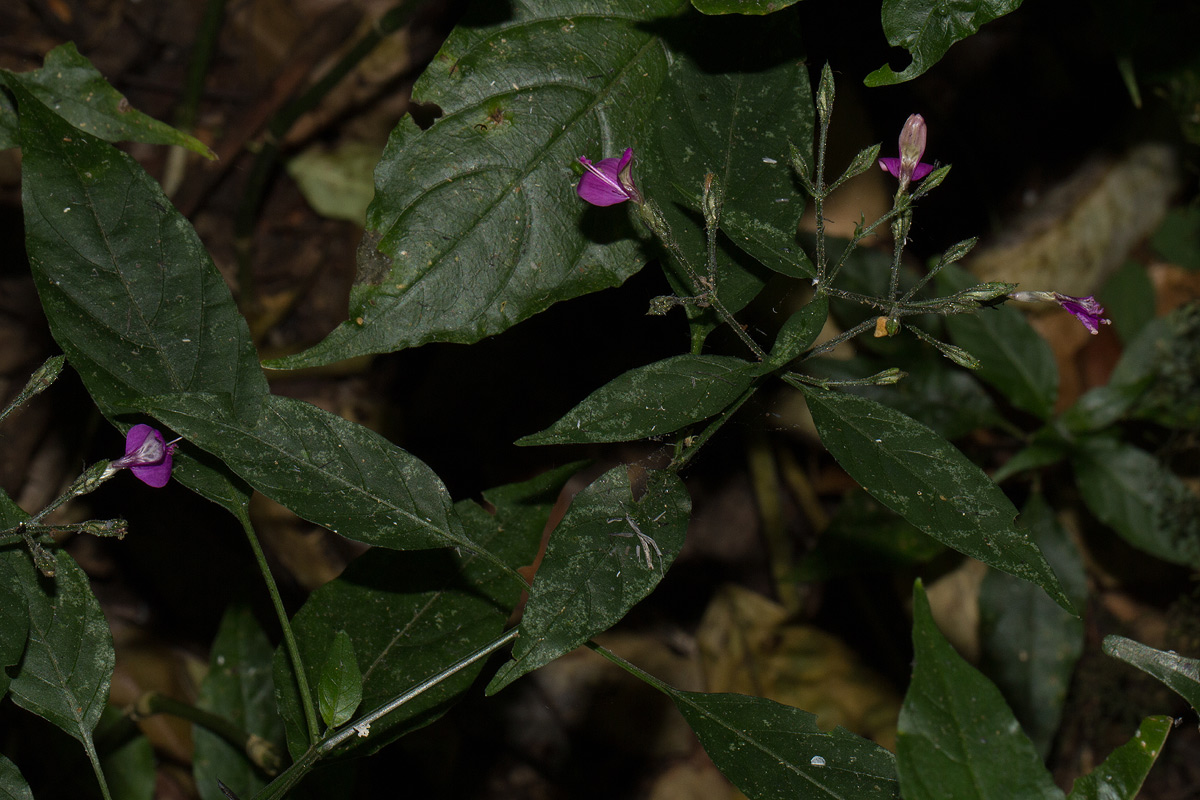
938,264,1058,419
763,294,829,372
487,467,689,694
830,144,882,192
1072,437,1200,568
103,735,155,800
1150,206,1200,270
899,580,1064,800
670,690,899,799
194,607,284,800
1098,262,1156,343
5,548,113,753
286,141,382,226
865,0,1026,87
801,386,1072,612
267,0,683,368
1067,716,1172,800
0,43,213,157
1103,636,1200,719
691,0,802,14
318,631,363,729
979,494,1085,759
991,433,1069,484
519,355,757,445
0,753,33,800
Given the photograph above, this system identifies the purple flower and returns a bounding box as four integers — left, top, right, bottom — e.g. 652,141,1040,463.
879,114,934,192
1052,292,1111,335
577,147,642,206
110,424,178,487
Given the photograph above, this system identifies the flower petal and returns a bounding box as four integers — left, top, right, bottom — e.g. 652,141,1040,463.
131,455,174,488
878,157,902,178
911,162,935,181
577,149,637,206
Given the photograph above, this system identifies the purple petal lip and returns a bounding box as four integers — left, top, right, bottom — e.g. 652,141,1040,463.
577,147,636,206
878,158,934,182
113,424,176,487
1055,294,1111,335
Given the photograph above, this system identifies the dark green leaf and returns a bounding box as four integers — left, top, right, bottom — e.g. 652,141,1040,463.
268,0,684,369
763,294,828,372
145,393,477,555
12,81,266,424
866,0,1025,86
691,0,802,14
1098,262,1156,343
898,581,1063,800
487,467,689,693
1102,636,1200,718
979,494,1085,759
103,735,155,800
1072,437,1200,568
5,548,113,750
0,43,213,157
318,631,363,729
1150,206,1200,270
0,753,33,800
276,467,554,759
801,386,1072,612
670,690,899,799
990,432,1069,484
519,355,756,445
938,265,1058,419
1067,716,1172,800
194,607,285,800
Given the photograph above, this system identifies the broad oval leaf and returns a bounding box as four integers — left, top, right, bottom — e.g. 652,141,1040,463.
691,0,802,14
1102,636,1200,719
865,0,1026,87
519,355,757,445
938,264,1058,419
1067,716,1172,800
671,690,899,799
5,548,114,748
268,0,685,369
800,385,1072,612
0,43,213,157
487,467,689,694
318,631,363,729
898,581,1063,800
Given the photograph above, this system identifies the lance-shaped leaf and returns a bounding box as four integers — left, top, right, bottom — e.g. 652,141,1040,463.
691,0,803,14
487,467,689,693
318,631,363,729
0,43,213,157
4,548,113,771
801,386,1072,612
10,80,266,425
938,264,1058,419
865,0,1026,87
1067,716,1172,800
671,690,899,799
898,581,1063,800
763,294,828,372
268,0,685,369
275,466,558,759
519,355,757,445
1103,636,1200,719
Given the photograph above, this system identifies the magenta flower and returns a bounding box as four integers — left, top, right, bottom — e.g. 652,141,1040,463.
577,147,642,206
110,424,178,487
1009,290,1112,335
879,114,934,192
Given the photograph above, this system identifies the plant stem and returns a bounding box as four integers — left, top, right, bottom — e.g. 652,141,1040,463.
134,691,282,775
83,737,113,800
671,385,758,472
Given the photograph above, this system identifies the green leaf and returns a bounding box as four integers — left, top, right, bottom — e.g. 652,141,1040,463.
898,580,1063,800
979,494,1085,759
763,294,829,372
1102,636,1200,719
275,467,554,759
5,548,113,759
318,631,363,729
1067,716,1172,800
194,607,284,800
1072,437,1200,568
938,265,1058,419
1098,262,1156,343
1150,206,1200,270
865,0,1026,87
990,432,1069,483
691,0,803,14
0,753,33,800
669,690,899,799
286,141,380,226
145,393,477,555
0,43,213,158
487,467,689,694
801,386,1072,612
103,735,155,800
11,81,266,425
646,21,814,281
267,0,684,369
519,355,757,445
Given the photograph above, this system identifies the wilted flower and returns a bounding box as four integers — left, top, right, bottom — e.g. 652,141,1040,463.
879,114,934,192
1009,290,1112,335
109,424,178,487
577,147,642,206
